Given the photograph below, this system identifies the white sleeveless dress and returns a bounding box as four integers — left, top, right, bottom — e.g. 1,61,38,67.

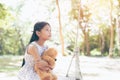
18,41,48,80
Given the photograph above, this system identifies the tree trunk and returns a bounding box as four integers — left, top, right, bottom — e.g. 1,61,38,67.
109,0,114,57
83,28,91,56
86,31,90,56
56,0,65,56
117,17,120,56
15,28,25,55
101,32,105,55
83,28,90,56
83,30,86,55
77,0,90,56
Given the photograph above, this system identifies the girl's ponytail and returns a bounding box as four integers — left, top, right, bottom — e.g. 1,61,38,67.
29,31,39,44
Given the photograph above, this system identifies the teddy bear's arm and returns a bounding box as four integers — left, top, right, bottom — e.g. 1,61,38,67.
42,56,55,67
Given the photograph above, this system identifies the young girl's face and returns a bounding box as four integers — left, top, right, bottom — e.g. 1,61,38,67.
38,24,51,40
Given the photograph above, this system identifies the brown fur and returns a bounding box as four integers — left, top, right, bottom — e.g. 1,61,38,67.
34,48,58,80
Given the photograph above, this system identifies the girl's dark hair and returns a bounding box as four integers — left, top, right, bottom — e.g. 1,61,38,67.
29,21,50,43
21,21,50,67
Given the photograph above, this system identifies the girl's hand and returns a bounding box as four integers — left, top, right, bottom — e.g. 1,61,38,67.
48,65,54,70
35,60,49,71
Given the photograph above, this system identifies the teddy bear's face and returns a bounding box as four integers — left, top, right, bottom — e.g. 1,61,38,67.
44,48,57,60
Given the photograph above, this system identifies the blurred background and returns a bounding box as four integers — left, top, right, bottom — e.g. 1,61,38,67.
0,0,120,80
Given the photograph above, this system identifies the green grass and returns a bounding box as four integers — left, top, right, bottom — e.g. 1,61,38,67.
0,55,23,72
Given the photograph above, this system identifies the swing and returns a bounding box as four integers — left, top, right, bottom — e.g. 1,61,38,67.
65,0,83,79
65,24,83,80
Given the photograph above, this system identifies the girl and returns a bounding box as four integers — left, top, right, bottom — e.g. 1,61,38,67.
18,21,51,80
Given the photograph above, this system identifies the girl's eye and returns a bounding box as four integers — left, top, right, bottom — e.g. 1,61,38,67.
46,29,51,32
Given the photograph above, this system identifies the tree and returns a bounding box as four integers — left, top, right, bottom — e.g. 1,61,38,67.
70,0,91,55
0,2,26,55
56,0,65,56
117,16,120,56
116,0,120,56
109,0,115,57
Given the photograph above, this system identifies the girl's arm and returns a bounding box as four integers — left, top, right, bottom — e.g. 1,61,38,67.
27,44,41,61
27,44,49,71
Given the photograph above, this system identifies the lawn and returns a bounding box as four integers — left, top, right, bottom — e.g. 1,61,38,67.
0,55,120,80
0,55,23,77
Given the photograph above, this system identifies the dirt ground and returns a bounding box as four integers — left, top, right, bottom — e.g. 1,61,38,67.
53,55,120,80
0,55,120,80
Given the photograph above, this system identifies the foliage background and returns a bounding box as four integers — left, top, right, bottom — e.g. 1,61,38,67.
0,0,120,57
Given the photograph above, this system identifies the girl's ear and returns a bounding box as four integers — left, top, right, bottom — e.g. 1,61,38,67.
36,31,41,37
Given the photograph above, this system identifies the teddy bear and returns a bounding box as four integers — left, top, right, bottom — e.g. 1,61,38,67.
34,48,58,80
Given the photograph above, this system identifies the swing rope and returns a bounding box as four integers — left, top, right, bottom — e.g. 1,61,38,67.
66,0,83,80
75,0,83,79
